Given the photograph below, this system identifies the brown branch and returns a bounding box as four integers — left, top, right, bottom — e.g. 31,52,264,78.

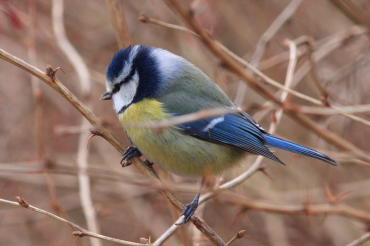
139,15,198,37
0,48,124,152
225,230,247,246
330,0,370,30
191,217,226,246
286,103,370,115
51,0,101,244
296,37,330,106
289,113,370,162
0,197,147,246
222,193,370,224
250,0,304,66
163,0,282,106
235,0,304,104
105,0,131,48
26,0,67,221
130,107,241,130
346,232,370,246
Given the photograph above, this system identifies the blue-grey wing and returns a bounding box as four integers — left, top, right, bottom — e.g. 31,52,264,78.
179,114,284,164
156,67,282,164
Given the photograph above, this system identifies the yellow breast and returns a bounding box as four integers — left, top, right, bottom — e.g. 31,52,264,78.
120,99,168,124
119,99,244,176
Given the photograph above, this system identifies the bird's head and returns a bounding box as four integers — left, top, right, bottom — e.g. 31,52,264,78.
102,45,185,114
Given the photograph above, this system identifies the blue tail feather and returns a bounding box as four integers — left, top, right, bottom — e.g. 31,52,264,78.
264,135,336,165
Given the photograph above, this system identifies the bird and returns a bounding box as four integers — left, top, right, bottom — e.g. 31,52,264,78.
102,45,336,223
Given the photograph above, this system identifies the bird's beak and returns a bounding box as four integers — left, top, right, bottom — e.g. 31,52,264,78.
101,91,112,100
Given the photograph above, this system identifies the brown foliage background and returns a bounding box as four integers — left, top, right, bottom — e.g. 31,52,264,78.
1,0,370,245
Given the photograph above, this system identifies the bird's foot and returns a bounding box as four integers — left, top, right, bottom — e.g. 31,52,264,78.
177,194,200,225
120,146,141,167
143,160,154,168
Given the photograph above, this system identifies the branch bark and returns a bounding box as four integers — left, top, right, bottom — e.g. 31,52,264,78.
0,197,147,246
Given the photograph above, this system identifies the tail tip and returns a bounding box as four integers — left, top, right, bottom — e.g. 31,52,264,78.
324,156,337,166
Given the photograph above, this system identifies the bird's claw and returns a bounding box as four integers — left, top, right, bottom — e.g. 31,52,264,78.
177,194,200,225
120,146,141,167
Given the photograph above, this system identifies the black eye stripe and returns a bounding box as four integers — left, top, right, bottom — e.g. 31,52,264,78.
112,67,136,94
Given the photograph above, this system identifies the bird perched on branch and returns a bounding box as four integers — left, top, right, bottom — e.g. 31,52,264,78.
102,45,336,223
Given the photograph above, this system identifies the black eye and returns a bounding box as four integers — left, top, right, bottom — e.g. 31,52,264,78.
111,68,136,94
111,83,121,94
123,68,136,83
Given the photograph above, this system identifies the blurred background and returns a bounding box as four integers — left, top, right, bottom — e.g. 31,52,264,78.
1,0,370,245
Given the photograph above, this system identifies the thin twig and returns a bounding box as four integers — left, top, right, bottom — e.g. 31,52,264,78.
192,192,206,246
250,0,304,66
298,37,330,105
0,48,124,151
52,1,100,245
330,0,370,30
191,216,226,246
105,0,131,48
287,104,370,115
163,0,282,106
27,0,66,219
221,192,370,224
235,0,304,104
27,0,45,161
225,230,247,246
129,107,241,129
0,197,147,246
139,15,198,37
345,232,370,246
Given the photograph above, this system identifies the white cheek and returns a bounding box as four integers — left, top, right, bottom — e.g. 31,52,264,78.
112,72,139,113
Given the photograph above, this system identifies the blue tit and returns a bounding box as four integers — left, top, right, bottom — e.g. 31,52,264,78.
102,45,335,222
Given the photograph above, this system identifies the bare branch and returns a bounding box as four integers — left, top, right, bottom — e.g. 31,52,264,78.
251,0,304,66
222,193,370,224
235,0,304,104
105,0,131,48
129,107,241,129
51,0,100,245
287,104,370,115
345,232,370,246
226,230,247,246
139,15,198,37
330,0,370,29
0,48,124,152
0,197,147,246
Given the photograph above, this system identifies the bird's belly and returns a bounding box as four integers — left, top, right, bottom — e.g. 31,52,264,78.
119,99,244,176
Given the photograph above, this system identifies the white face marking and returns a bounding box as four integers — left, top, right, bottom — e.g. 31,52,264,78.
112,71,139,113
203,117,224,132
114,45,140,85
